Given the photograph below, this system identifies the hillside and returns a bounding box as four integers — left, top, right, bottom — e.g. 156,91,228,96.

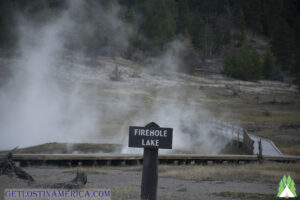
1,0,300,83
1,54,299,154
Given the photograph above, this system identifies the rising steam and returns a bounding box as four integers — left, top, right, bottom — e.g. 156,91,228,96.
0,0,229,154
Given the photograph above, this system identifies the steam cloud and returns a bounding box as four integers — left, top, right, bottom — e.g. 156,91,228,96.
0,0,229,154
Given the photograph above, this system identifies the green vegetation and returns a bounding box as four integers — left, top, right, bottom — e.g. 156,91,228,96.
271,18,293,70
1,0,299,80
262,110,271,117
140,0,177,51
235,8,246,46
224,45,278,81
295,75,300,91
224,44,262,81
263,50,276,79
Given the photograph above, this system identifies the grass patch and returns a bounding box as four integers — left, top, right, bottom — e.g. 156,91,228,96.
160,163,300,183
280,146,300,155
202,87,300,154
111,186,140,200
213,191,275,200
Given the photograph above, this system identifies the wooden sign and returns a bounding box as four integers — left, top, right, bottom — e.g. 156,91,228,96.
128,122,173,200
128,123,173,149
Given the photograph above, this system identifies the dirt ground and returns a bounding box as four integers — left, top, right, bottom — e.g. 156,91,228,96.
1,163,298,200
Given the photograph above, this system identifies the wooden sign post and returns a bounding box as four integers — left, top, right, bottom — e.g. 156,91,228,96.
129,122,173,200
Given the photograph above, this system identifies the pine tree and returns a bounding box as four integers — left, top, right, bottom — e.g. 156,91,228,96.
190,11,203,51
177,0,189,34
199,23,214,57
248,48,262,80
243,0,263,34
235,8,246,45
263,49,276,79
0,0,17,48
271,18,293,70
224,51,237,77
261,0,283,36
141,0,176,50
292,16,300,74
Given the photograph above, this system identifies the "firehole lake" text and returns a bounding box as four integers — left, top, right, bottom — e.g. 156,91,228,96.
134,128,168,147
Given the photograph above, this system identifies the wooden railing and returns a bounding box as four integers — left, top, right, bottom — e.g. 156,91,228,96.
3,153,299,167
243,129,254,154
200,120,254,154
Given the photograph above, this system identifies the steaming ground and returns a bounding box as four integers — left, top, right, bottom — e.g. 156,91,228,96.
1,54,299,155
0,54,224,153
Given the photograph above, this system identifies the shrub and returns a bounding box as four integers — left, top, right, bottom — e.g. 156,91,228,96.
110,65,122,81
262,110,271,117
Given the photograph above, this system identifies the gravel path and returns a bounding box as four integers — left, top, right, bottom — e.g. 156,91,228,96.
0,166,278,200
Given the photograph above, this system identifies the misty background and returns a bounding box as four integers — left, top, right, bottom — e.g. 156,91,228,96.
0,0,228,154
0,0,299,154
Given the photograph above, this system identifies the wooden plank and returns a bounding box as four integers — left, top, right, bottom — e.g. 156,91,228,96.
10,154,142,161
2,153,298,163
264,155,300,161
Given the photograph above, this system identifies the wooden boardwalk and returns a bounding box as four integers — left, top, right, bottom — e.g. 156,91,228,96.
0,120,289,167
5,153,299,167
249,134,282,156
206,120,282,156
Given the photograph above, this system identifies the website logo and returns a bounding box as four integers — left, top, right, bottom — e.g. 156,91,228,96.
277,175,297,198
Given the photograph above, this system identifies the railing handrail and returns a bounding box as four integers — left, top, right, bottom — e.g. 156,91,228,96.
199,119,254,154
